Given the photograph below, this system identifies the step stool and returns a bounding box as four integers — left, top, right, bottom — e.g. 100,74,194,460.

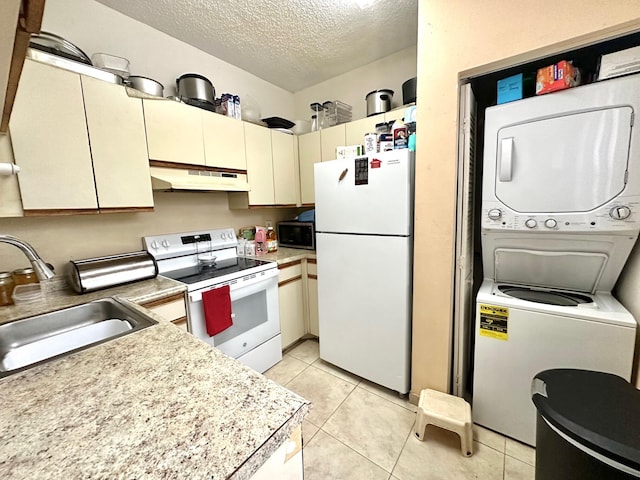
414,388,473,457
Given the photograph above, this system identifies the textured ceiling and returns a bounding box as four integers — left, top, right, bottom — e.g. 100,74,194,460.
94,0,418,92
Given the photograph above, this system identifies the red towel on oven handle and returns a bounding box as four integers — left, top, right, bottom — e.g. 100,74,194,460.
202,284,233,337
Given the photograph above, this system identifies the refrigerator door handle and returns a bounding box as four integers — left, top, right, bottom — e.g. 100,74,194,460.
339,168,348,181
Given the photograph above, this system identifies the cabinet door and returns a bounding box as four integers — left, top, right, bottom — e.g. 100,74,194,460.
306,260,319,337
202,111,247,170
244,122,275,205
279,263,306,349
82,76,153,209
271,130,298,205
143,99,205,166
345,114,383,146
320,124,346,162
298,131,321,205
10,59,97,211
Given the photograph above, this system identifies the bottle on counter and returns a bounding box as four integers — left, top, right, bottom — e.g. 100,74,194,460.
266,221,278,253
12,267,39,285
255,229,267,256
0,271,15,306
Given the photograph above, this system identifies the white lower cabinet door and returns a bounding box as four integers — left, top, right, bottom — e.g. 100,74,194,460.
10,59,97,212
250,424,303,480
81,76,153,209
278,262,306,349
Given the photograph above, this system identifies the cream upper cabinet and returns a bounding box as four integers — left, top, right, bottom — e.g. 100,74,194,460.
320,124,346,162
244,122,275,205
202,110,246,170
298,131,321,205
10,59,98,212
81,76,153,209
271,130,298,205
143,99,205,166
345,114,383,146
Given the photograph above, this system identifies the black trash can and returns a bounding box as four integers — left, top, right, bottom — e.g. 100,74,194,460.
531,369,640,480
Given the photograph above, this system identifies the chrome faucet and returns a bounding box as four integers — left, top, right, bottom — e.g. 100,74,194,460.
0,234,56,280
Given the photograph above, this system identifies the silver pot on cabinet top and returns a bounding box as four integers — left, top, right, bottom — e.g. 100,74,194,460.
176,73,215,105
124,76,164,97
366,89,394,117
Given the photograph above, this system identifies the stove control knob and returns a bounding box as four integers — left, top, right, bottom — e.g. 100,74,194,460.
610,206,631,220
544,218,557,229
161,240,170,248
488,209,502,221
150,240,159,250
221,232,227,240
525,219,537,229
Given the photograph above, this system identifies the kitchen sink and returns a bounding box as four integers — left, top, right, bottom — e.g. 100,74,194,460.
0,297,157,377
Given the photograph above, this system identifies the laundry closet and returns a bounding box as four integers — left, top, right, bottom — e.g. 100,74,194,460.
454,31,640,446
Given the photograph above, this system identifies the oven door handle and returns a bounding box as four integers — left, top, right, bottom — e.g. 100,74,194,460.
188,274,277,303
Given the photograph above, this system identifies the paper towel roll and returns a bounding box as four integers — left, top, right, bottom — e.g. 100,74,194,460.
0,163,20,176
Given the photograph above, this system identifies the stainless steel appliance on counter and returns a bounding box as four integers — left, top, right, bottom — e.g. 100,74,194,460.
143,228,282,373
277,221,315,250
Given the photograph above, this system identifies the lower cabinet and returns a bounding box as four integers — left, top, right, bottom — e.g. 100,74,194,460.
278,261,306,349
250,424,303,480
140,292,188,331
306,259,319,337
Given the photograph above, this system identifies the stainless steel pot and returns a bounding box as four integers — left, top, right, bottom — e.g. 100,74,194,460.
366,89,394,117
176,73,215,104
125,76,164,97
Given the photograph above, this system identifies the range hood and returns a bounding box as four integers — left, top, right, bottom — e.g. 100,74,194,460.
150,166,250,192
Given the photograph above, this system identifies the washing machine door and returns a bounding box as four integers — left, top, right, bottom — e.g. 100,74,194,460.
497,285,593,306
494,106,632,213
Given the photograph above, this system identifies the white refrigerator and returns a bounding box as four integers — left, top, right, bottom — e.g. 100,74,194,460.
314,150,415,394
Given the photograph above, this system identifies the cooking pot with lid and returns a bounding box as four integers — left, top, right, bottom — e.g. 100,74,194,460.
176,73,215,104
366,89,394,117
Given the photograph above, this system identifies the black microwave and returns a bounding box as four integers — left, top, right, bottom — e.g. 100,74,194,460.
277,222,315,250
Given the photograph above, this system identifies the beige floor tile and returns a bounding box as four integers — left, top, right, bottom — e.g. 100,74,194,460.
312,358,361,385
302,419,319,445
323,387,416,472
505,438,536,466
504,455,535,480
263,355,308,386
287,339,320,364
304,430,389,480
286,365,355,426
358,379,418,413
393,426,504,480
474,424,506,453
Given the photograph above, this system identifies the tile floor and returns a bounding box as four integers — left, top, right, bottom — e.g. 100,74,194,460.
264,339,536,480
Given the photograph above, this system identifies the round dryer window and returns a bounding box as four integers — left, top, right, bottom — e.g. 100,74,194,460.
497,285,592,306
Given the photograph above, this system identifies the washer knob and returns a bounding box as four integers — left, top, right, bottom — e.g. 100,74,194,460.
161,239,170,248
525,219,537,229
488,209,502,220
610,206,631,220
544,218,557,229
150,240,159,250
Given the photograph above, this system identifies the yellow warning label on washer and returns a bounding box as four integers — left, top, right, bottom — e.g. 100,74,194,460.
479,304,509,340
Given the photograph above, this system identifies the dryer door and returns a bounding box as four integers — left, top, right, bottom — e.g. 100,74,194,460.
494,106,632,213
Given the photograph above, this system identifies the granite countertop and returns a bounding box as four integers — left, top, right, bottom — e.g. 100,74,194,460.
251,247,316,265
0,276,310,479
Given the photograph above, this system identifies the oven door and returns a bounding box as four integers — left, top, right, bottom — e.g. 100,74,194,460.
186,268,280,359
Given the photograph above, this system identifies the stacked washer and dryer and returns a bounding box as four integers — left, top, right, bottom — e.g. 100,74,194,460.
472,73,640,447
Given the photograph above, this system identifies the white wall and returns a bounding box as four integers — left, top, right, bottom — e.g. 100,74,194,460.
42,0,295,121
293,46,417,123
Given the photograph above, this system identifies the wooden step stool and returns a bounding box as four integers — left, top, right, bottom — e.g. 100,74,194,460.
414,388,473,457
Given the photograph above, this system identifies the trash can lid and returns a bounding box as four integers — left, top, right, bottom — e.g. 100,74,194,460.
532,369,640,471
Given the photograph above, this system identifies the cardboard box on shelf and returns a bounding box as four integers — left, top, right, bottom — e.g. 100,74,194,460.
535,60,581,95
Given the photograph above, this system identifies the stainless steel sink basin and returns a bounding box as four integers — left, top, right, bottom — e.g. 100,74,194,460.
0,298,157,377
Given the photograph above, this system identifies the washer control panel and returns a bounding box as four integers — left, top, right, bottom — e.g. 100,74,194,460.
482,197,640,233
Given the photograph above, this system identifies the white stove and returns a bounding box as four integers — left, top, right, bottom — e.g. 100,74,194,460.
143,228,282,373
